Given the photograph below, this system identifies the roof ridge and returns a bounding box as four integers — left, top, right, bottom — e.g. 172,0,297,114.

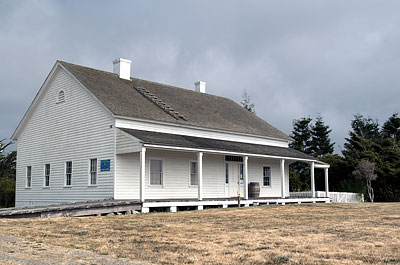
58,60,118,77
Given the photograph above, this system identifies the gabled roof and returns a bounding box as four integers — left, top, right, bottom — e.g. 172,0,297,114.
121,128,314,161
59,61,292,141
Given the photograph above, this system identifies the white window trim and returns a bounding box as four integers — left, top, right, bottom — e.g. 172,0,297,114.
239,163,244,185
262,165,272,188
225,162,229,185
64,161,73,187
188,160,198,187
88,158,98,187
43,164,50,188
148,158,164,187
26,166,32,189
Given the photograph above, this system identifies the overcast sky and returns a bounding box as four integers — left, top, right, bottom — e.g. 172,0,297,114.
1,0,399,153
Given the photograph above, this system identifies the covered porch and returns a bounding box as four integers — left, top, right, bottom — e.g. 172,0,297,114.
116,128,331,212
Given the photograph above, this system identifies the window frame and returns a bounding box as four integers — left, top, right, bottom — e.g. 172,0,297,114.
239,163,244,184
43,164,50,188
225,163,229,184
262,165,272,187
65,161,73,187
26,166,32,188
149,158,164,187
88,158,98,186
189,160,198,187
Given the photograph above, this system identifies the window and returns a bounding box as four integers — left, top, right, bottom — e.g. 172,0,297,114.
225,156,243,162
263,166,271,187
239,163,244,184
150,159,163,185
225,163,229,184
26,166,32,188
44,164,50,187
65,161,72,186
58,90,65,103
90,159,97,185
190,161,198,186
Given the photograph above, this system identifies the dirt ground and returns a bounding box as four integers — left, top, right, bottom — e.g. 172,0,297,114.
0,234,147,265
0,203,399,265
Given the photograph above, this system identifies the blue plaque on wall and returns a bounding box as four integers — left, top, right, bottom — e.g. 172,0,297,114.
100,159,111,171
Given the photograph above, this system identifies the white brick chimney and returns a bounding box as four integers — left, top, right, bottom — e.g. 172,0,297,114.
194,81,206,93
113,58,131,80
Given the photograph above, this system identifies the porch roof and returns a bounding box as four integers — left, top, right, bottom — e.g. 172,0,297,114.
120,128,317,162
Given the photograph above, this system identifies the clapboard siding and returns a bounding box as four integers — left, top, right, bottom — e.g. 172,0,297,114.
248,158,289,197
15,68,115,206
114,149,287,200
116,129,141,154
142,152,287,199
202,154,226,198
115,153,140,200
145,150,198,199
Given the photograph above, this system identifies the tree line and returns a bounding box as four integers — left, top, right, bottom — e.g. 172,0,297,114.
289,113,400,202
240,91,399,202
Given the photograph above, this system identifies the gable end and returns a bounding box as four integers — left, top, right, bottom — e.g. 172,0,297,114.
12,62,114,140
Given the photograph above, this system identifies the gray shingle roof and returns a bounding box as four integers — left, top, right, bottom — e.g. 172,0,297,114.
121,128,314,161
59,61,292,141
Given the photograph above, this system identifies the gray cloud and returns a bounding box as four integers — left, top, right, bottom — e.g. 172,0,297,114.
1,0,400,153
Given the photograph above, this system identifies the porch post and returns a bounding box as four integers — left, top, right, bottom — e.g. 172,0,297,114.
311,161,315,198
280,159,285,199
140,147,146,202
197,152,203,201
244,156,249,200
324,168,329,198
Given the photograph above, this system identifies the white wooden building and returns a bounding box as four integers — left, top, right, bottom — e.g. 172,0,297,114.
11,59,330,210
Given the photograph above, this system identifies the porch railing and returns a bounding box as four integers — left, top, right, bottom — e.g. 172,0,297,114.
289,191,364,203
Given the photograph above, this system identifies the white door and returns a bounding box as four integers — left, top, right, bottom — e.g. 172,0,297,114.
227,163,244,197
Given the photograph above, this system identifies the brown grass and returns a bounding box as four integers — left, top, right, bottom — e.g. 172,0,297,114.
1,203,400,264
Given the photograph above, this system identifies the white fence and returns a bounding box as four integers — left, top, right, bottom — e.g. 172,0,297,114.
328,192,364,203
289,191,364,203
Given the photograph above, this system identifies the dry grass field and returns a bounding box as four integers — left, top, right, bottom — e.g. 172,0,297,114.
0,203,399,265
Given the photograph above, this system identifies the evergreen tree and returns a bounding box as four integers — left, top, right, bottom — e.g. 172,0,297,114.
341,114,383,200
289,117,312,154
342,114,381,167
240,90,256,114
310,115,334,157
351,114,380,139
289,117,313,191
289,116,336,192
382,113,400,142
319,154,358,193
0,140,16,179
0,139,16,207
374,113,400,201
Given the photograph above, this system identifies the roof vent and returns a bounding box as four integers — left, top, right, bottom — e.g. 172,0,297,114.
113,58,131,80
194,81,206,93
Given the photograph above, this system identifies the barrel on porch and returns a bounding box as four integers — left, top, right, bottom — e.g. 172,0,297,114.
248,182,260,198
